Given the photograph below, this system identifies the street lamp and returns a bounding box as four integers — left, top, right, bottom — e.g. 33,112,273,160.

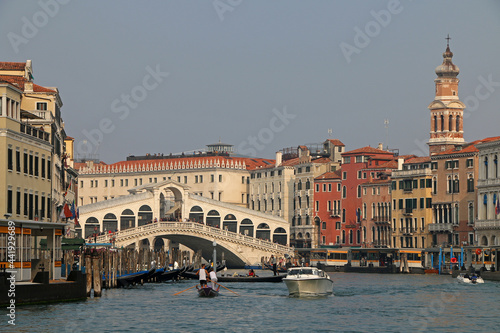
213,240,217,274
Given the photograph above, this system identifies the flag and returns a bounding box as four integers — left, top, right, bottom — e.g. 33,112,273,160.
71,200,76,219
75,208,80,226
63,203,72,218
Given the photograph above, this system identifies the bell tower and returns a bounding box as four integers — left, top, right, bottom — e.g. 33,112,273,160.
428,36,466,155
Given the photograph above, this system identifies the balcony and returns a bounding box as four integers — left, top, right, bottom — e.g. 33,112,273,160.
403,207,413,216
392,169,432,178
403,187,413,193
474,220,500,229
477,179,500,187
20,123,50,143
330,210,340,217
428,223,453,233
399,227,416,235
373,216,389,223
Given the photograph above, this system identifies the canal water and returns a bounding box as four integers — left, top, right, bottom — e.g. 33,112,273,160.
6,271,500,332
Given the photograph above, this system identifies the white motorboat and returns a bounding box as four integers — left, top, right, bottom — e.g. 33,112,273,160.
283,267,334,296
457,273,484,284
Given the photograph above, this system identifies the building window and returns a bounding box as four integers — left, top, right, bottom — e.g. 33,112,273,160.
7,189,13,214
342,172,347,180
36,102,47,110
16,191,21,215
357,185,361,198
328,184,332,192
219,175,222,182
7,148,13,170
355,156,363,163
105,180,109,187
184,176,188,184
34,156,39,176
467,175,474,192
29,153,33,175
322,184,326,192
47,160,51,179
316,184,319,192
16,150,21,173
357,171,362,179
315,201,319,212
344,157,350,164
342,186,346,198
466,158,473,168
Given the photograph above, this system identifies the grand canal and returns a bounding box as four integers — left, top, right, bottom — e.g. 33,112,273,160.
6,271,500,332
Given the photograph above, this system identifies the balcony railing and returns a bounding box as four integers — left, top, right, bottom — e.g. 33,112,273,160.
373,216,389,223
20,123,50,142
475,220,500,229
403,207,413,216
428,223,453,232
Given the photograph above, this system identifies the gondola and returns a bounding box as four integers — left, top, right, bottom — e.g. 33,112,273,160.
116,267,155,287
217,274,285,283
263,263,287,273
197,285,219,297
159,266,186,282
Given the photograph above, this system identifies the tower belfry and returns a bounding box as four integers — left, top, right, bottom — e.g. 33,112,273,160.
428,36,466,155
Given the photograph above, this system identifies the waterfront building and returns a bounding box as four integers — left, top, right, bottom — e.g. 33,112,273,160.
314,171,342,246
429,140,492,247
248,139,344,249
0,61,70,224
0,78,65,281
339,144,396,247
474,138,500,246
391,157,433,248
291,141,343,248
361,172,393,248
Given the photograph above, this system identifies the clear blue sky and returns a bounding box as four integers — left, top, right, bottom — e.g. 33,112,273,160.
1,1,500,163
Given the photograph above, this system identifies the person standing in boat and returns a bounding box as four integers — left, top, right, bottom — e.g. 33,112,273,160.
197,263,208,287
271,255,278,276
208,269,218,289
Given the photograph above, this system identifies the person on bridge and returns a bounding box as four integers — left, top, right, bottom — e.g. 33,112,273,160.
197,263,208,287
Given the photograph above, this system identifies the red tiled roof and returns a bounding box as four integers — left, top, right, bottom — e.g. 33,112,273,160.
80,156,276,172
312,157,331,164
326,139,345,146
0,75,56,93
315,171,341,180
433,137,500,156
281,157,301,167
343,146,393,156
298,145,308,150
405,156,431,164
0,62,25,70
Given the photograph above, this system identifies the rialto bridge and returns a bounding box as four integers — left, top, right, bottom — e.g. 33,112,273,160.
79,180,292,267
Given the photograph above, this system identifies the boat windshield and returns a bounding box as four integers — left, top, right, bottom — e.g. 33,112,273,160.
287,268,318,275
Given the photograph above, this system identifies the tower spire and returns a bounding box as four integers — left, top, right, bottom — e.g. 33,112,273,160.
427,37,466,155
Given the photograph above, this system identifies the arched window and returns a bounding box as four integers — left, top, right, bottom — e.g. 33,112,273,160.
305,215,310,225
468,202,474,223
363,203,367,219
120,209,135,231
239,218,254,237
189,206,204,223
342,230,345,244
206,210,221,228
440,115,444,131
449,114,453,132
495,155,498,178
467,174,474,192
349,230,353,244
256,223,270,240
485,157,489,179
456,115,460,132
84,217,100,238
342,209,346,222
342,186,347,198
434,115,438,132
356,230,360,245
103,213,118,232
273,227,287,245
357,185,361,198
138,205,153,226
223,214,237,233
297,215,302,225
305,179,311,190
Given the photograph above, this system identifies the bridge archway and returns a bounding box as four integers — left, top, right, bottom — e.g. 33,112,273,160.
206,210,221,228
121,209,135,230
256,223,270,241
138,205,153,226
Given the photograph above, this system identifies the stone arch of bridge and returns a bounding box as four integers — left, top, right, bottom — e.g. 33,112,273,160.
118,233,266,268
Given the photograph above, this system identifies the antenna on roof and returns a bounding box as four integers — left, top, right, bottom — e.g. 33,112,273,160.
384,119,389,150
328,128,332,137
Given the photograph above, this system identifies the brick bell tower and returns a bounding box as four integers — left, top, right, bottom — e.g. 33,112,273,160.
428,35,466,155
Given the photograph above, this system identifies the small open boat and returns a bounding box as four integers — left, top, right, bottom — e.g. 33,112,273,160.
197,285,219,297
457,273,484,284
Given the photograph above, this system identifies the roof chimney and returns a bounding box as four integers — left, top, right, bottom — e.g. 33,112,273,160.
398,158,404,170
378,142,384,150
275,151,282,167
